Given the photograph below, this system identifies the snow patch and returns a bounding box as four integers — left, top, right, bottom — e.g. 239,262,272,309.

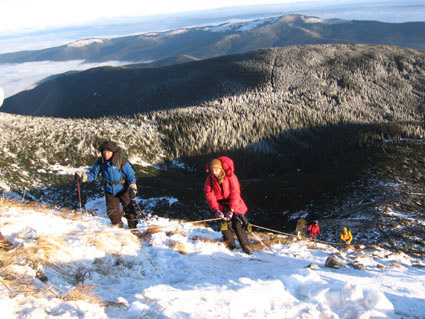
50,163,90,175
168,29,188,35
289,209,309,220
127,156,151,167
0,180,10,191
204,17,279,33
0,201,424,318
67,38,104,48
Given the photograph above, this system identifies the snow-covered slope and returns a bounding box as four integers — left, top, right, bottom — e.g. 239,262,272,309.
1,198,424,318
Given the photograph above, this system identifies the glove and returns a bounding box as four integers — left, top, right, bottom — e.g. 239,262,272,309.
215,210,224,219
238,214,249,228
75,172,87,183
129,183,137,198
225,210,233,221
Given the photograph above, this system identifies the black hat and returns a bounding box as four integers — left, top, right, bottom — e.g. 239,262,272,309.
99,141,118,153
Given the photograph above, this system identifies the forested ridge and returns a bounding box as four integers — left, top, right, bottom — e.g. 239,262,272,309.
1,44,424,181
1,44,424,253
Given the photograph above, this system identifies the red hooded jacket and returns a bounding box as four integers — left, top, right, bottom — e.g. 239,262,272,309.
307,223,320,238
204,156,248,215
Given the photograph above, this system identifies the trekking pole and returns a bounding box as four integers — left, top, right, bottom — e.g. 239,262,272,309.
77,181,82,212
235,215,273,253
132,199,146,218
250,231,274,253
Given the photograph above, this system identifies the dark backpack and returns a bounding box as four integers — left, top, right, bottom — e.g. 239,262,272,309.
97,147,131,172
116,148,130,171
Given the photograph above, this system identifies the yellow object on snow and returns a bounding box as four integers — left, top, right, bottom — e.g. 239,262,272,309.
340,227,353,244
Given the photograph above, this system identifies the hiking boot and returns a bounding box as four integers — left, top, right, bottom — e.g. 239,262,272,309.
242,246,252,255
110,222,124,228
225,242,236,250
127,218,138,235
128,219,138,229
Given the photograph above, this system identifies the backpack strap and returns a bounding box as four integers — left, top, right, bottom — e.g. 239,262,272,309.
117,153,128,172
108,150,128,172
97,154,127,177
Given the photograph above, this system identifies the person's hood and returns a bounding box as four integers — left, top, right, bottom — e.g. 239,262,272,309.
205,156,235,176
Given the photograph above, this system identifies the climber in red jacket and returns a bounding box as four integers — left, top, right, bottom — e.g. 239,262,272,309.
307,220,320,239
204,156,252,255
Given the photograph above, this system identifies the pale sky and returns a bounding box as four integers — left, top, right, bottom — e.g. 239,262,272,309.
0,0,327,34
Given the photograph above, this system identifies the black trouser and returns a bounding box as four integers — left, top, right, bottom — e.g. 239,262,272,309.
221,215,249,250
105,187,137,229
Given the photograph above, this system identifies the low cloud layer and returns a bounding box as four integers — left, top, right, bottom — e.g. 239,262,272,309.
0,87,4,107
0,60,130,99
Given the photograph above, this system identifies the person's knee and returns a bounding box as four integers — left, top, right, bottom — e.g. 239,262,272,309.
107,209,122,223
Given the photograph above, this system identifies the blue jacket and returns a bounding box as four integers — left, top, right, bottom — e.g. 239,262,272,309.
87,159,136,195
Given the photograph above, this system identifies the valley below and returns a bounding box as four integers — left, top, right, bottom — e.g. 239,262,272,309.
1,43,424,258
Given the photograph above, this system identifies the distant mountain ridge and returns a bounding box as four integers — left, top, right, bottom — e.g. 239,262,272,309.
0,14,424,65
2,44,425,120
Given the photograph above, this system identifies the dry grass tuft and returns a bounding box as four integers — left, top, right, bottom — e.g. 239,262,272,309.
136,224,180,241
0,198,145,309
247,232,290,251
60,283,104,304
0,234,74,300
0,234,76,299
166,230,181,236
1,235,70,270
260,234,290,246
169,241,188,255
0,236,14,251
60,283,128,308
0,272,38,297
306,242,319,249
12,236,72,270
0,197,90,222
86,231,140,254
342,244,356,250
0,198,48,212
248,242,264,251
191,222,208,228
136,232,151,240
352,245,366,252
0,250,41,297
